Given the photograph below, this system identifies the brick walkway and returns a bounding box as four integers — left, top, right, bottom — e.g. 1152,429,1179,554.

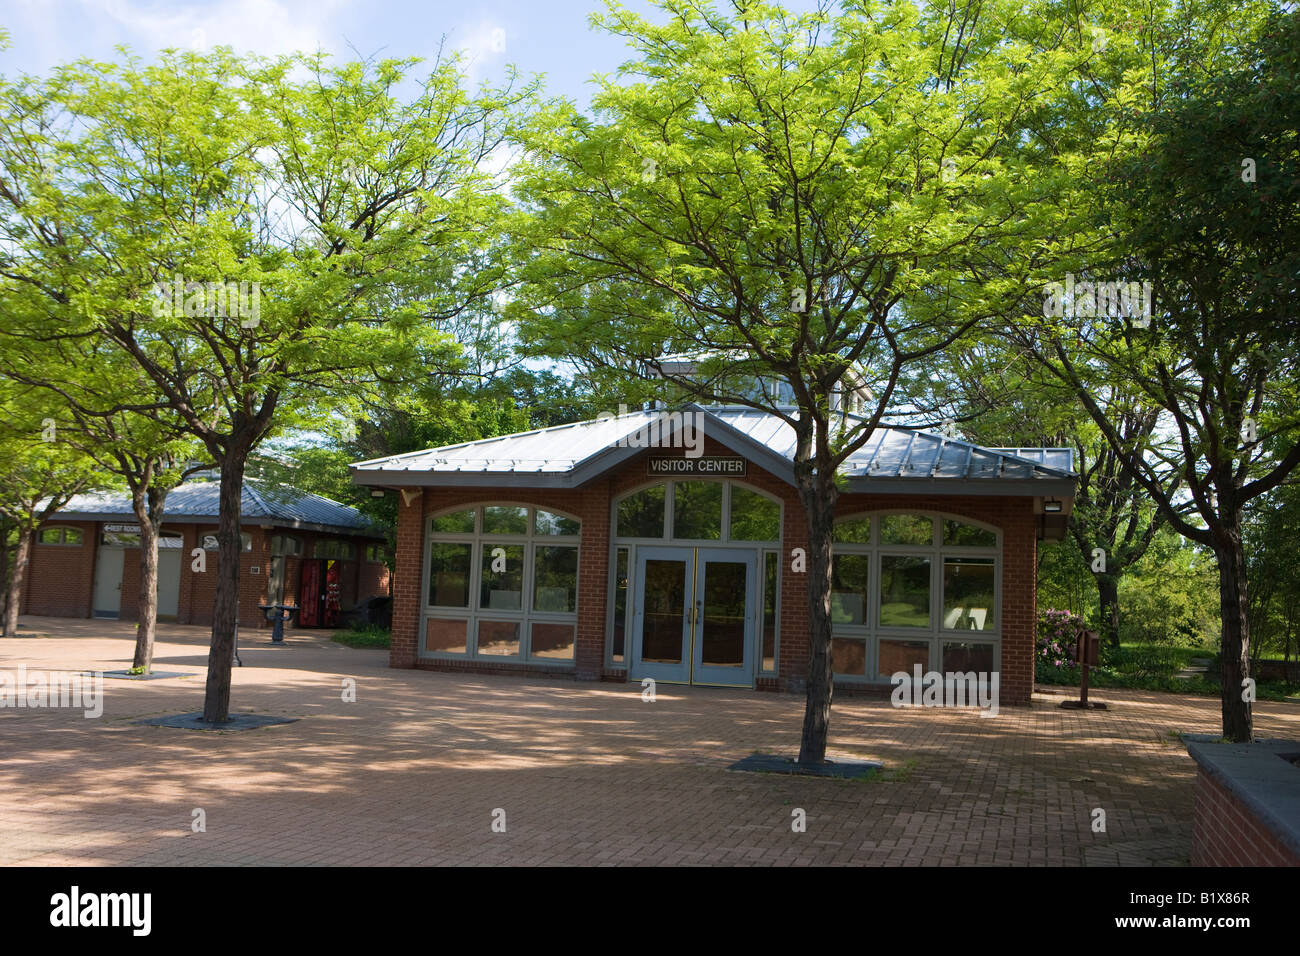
3,616,1297,866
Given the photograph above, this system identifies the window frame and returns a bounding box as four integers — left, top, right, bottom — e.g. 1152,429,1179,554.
420,504,581,665
38,526,84,547
830,511,1001,684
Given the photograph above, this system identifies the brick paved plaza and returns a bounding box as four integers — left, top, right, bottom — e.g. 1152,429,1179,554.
3,616,1298,866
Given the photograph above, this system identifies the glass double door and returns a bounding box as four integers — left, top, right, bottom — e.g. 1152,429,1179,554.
631,547,756,687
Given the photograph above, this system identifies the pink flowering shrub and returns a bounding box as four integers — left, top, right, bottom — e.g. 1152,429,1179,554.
1037,608,1087,678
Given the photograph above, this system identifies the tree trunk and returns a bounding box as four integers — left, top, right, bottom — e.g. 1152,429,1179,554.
1214,517,1252,743
3,527,33,638
796,471,838,766
202,449,248,722
1097,574,1121,650
130,483,167,673
0,517,11,626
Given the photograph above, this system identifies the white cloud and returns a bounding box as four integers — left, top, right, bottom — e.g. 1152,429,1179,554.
84,0,348,59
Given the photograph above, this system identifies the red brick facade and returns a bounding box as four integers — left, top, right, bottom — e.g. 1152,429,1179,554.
21,521,389,630
388,432,1041,704
1191,768,1300,867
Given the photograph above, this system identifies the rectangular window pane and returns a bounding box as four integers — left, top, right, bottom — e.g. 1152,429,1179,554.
428,542,472,607
425,618,467,654
535,509,580,536
762,552,778,672
832,638,866,675
879,556,930,627
942,642,995,674
831,554,870,626
672,482,722,539
432,509,475,534
480,544,524,609
642,558,686,663
612,547,628,663
729,487,780,541
943,557,995,631
942,520,996,547
531,622,575,660
483,506,528,535
879,514,933,546
64,528,84,545
532,545,578,613
39,528,62,544
477,620,521,656
617,485,665,538
878,639,930,679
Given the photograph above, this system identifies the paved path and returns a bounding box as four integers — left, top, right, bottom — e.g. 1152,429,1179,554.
3,616,1297,866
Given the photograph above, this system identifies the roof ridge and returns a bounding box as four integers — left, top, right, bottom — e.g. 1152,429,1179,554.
241,478,272,518
349,409,664,466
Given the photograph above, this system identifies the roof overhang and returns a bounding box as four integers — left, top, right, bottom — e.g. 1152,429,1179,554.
350,406,1080,506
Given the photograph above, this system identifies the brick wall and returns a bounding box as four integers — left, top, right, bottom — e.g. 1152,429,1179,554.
21,519,388,630
20,521,96,617
1191,767,1300,866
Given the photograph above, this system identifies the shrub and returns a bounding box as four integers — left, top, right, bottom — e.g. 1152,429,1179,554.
1036,608,1089,683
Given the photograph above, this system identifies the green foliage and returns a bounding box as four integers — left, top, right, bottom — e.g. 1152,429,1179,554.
1117,530,1220,647
331,624,391,650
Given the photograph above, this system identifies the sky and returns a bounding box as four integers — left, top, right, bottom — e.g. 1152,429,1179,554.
0,0,823,110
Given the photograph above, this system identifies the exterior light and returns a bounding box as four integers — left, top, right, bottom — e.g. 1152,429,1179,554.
1043,499,1063,513
370,489,385,498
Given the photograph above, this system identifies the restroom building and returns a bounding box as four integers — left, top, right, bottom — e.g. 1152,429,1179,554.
350,406,1076,704
22,478,390,628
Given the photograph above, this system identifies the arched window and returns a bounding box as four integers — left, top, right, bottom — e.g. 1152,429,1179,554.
421,505,581,664
38,526,84,546
830,512,1000,683
613,481,781,544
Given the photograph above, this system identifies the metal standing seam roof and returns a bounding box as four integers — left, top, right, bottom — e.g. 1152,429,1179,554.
50,478,385,537
350,406,1077,497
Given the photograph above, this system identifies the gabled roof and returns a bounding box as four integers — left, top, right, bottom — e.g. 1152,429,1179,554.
350,406,1077,499
51,478,385,537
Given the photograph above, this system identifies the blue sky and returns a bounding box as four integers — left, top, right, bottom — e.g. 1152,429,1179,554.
1,0,825,109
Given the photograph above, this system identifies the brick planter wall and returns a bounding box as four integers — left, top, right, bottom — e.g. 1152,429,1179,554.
1187,738,1300,867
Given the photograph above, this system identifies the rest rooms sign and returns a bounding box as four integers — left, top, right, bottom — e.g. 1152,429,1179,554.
647,456,746,476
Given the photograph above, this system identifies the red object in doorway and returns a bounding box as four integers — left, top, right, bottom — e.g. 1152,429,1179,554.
299,558,323,627
323,559,341,628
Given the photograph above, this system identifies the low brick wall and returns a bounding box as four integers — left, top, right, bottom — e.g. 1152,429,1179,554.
1187,738,1300,867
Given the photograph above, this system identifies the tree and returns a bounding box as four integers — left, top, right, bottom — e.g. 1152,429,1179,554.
513,0,1094,763
0,326,206,671
0,387,101,636
0,48,533,720
916,341,1170,647
1022,9,1300,741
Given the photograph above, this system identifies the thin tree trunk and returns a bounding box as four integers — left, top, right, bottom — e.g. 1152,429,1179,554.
1215,517,1252,743
202,449,248,722
0,516,11,626
130,483,167,673
3,527,33,638
797,471,838,766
